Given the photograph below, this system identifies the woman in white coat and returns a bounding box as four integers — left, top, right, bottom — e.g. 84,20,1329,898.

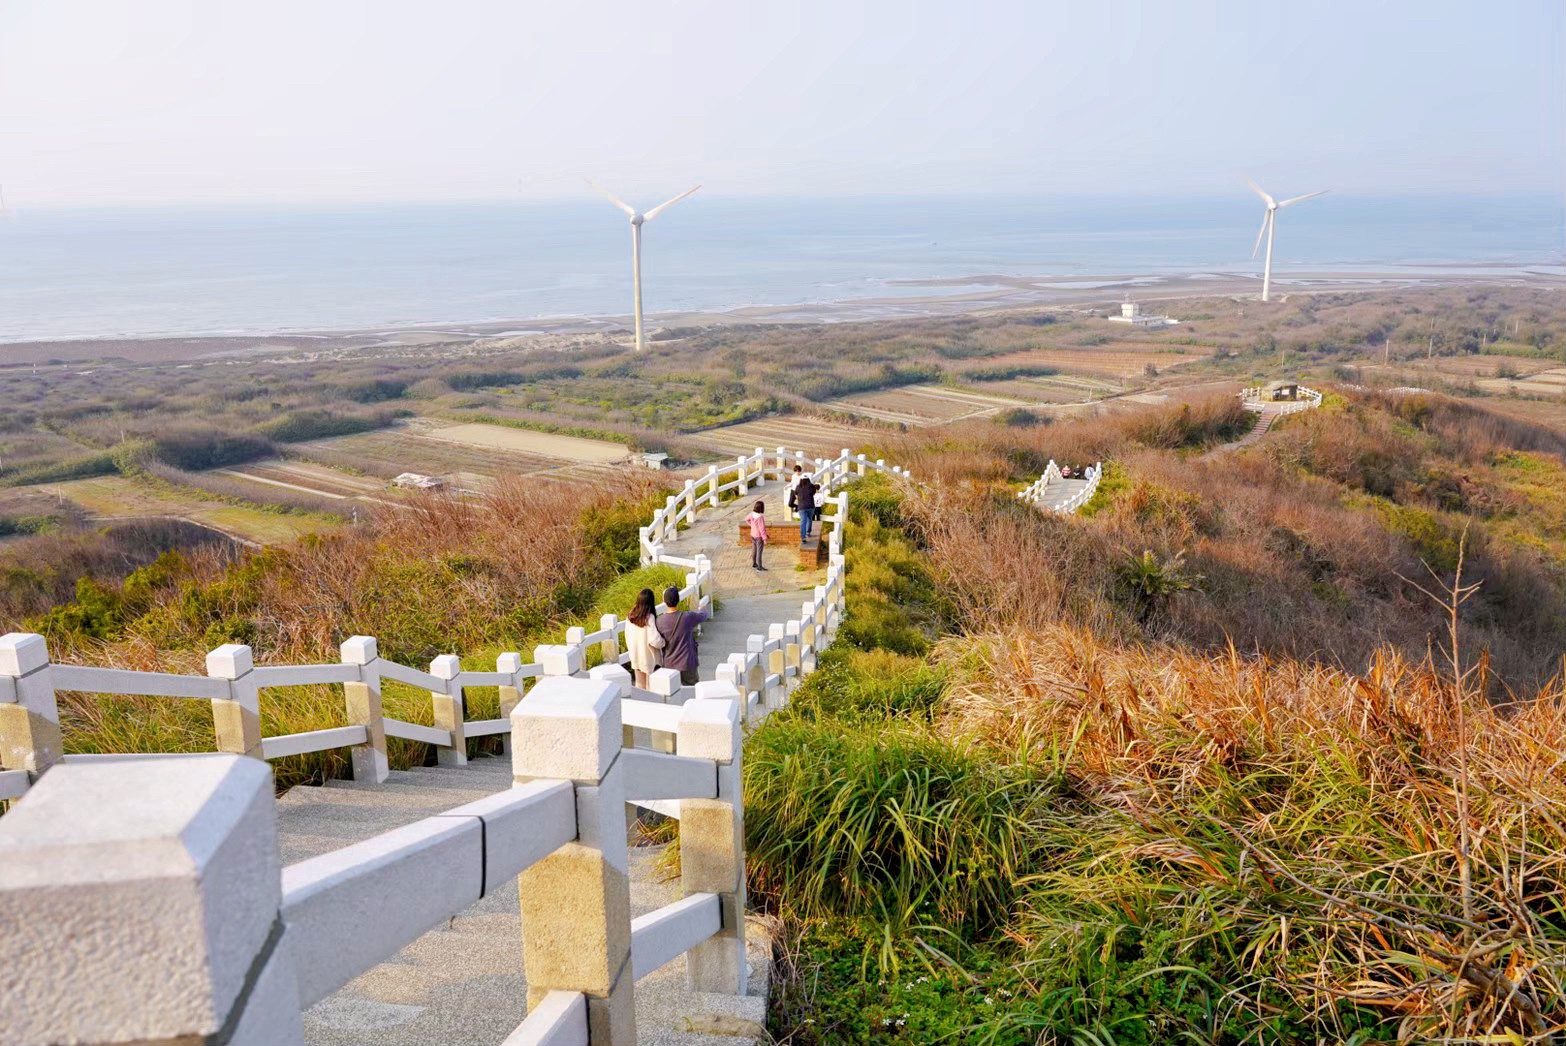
624,587,664,689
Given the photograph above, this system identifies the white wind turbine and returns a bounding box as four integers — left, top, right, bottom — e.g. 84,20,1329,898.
587,179,701,352
1248,179,1327,302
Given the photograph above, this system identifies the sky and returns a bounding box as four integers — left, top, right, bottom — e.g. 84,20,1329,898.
0,0,1561,208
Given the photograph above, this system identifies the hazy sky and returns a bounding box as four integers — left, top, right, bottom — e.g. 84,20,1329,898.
1,0,1561,207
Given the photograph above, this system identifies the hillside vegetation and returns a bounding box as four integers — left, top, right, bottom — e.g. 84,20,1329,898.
749,390,1565,1043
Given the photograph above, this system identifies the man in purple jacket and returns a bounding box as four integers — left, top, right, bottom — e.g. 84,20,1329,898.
655,586,709,686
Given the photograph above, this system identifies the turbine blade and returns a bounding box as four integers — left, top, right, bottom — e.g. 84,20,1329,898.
1277,189,1329,208
643,185,701,221
1251,210,1271,259
585,178,636,217
1246,178,1275,209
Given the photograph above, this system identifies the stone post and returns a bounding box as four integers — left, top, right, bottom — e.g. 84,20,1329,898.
704,465,719,508
0,754,304,1045
677,693,747,993
856,453,867,476
775,445,786,479
744,636,768,707
681,480,696,522
735,455,749,494
430,654,466,767
799,604,818,675
513,677,635,1044
340,635,389,784
0,632,61,779
766,625,787,700
813,585,830,635
535,643,585,678
714,662,747,723
648,666,683,705
496,652,524,756
638,526,652,567
783,620,802,684
207,643,263,759
599,614,620,667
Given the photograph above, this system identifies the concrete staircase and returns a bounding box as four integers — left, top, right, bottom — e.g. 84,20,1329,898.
278,755,770,1046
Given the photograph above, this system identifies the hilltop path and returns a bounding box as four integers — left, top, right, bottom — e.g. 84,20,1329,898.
650,477,830,677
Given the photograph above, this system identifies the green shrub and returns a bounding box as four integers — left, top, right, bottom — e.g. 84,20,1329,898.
4,452,119,486
745,714,1043,938
789,647,947,723
258,410,390,443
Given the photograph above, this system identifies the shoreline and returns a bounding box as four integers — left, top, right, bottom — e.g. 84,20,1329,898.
3,265,1563,365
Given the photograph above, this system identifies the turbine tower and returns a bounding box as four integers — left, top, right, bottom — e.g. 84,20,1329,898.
1248,179,1327,302
588,179,700,352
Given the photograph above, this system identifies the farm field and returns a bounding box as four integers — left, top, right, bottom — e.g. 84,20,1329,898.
418,422,630,462
1474,366,1566,397
1403,355,1561,378
825,383,1032,426
680,414,878,458
218,459,389,500
950,374,1123,404
36,475,340,545
288,422,628,483
976,343,1208,377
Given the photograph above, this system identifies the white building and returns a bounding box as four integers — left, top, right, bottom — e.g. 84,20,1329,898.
393,472,446,490
1107,300,1179,329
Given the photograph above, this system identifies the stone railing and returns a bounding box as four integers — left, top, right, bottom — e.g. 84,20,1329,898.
640,446,909,566
0,555,713,795
0,675,748,1046
1017,460,1102,515
0,445,904,1046
1240,384,1323,415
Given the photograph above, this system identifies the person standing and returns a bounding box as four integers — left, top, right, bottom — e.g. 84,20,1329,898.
654,585,709,687
745,499,769,571
793,473,818,542
623,587,664,689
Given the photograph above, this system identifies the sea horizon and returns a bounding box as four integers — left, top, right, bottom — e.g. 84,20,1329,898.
1,192,1561,345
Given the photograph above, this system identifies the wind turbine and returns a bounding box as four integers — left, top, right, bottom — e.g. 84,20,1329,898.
1248,179,1327,302
587,179,700,352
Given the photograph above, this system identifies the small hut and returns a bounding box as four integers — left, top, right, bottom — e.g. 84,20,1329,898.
1266,380,1301,402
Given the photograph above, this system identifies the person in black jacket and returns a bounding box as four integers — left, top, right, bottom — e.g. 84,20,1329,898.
790,474,818,542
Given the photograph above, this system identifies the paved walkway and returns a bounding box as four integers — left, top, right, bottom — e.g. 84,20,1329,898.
1034,476,1091,511
655,479,827,679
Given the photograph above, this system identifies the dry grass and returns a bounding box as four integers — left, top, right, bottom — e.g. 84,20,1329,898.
939,623,1566,1041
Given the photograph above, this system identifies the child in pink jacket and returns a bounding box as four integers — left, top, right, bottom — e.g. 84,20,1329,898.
745,500,769,571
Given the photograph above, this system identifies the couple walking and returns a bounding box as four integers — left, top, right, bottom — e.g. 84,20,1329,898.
624,585,708,688
741,465,820,573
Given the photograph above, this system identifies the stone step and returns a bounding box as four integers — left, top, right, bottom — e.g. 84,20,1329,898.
321,778,504,801
400,761,514,781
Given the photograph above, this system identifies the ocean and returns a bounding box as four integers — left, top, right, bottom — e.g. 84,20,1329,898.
0,193,1560,344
